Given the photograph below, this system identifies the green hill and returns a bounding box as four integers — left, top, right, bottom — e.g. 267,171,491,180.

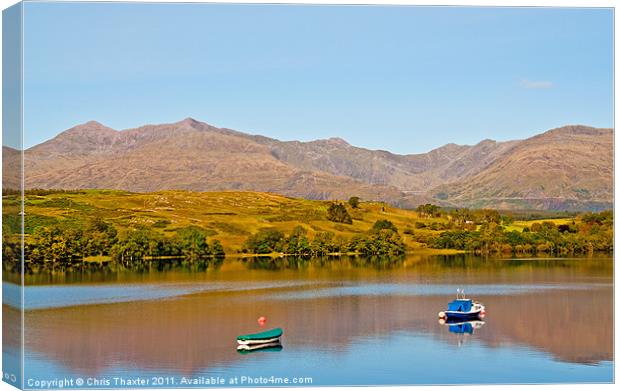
3,189,610,272
4,189,450,254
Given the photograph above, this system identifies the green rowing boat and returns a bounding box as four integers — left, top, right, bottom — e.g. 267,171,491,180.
237,327,283,345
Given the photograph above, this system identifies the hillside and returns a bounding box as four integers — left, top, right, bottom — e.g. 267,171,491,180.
5,190,445,254
10,118,614,210
4,190,608,262
2,146,20,190
20,119,412,205
257,136,520,190
432,126,614,210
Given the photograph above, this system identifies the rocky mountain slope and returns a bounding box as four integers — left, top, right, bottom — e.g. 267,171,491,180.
18,119,412,205
431,126,613,210
5,118,613,210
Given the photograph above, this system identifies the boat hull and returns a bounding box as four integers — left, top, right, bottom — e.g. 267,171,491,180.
443,310,483,320
236,327,283,345
236,336,281,345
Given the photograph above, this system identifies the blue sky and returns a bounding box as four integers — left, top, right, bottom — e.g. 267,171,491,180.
20,2,613,153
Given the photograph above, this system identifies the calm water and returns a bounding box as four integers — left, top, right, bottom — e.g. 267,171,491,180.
3,254,614,387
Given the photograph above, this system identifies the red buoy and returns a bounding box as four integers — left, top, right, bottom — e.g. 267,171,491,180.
257,316,267,326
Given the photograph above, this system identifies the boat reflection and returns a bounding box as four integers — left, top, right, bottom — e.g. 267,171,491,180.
237,342,283,355
439,318,486,335
438,318,486,347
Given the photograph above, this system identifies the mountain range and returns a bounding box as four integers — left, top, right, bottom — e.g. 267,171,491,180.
2,118,613,210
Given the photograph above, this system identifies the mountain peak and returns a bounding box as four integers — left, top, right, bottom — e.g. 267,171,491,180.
63,120,116,136
476,138,497,146
430,142,465,154
174,117,220,132
544,124,611,137
178,117,200,125
23,120,612,211
73,120,113,130
31,120,118,154
83,120,104,127
325,137,350,146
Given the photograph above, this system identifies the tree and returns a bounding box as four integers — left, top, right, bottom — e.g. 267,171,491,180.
353,230,406,255
530,222,542,232
243,229,285,254
417,204,440,218
29,226,84,267
450,208,473,225
311,231,336,255
290,225,307,238
2,231,20,272
500,214,514,226
111,226,162,264
285,225,311,255
348,196,360,209
478,209,501,224
327,203,353,224
84,217,118,256
372,219,398,233
176,225,210,260
210,240,225,257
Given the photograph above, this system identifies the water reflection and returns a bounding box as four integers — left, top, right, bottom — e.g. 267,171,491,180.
439,319,486,335
438,319,486,348
5,253,612,288
236,343,283,354
242,255,407,271
3,254,613,384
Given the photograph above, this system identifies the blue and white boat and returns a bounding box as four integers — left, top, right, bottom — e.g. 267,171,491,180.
438,289,485,321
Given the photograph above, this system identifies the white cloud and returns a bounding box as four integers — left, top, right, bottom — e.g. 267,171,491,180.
520,78,554,89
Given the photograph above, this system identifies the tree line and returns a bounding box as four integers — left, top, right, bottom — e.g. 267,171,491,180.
430,211,612,254
241,219,406,256
2,217,225,273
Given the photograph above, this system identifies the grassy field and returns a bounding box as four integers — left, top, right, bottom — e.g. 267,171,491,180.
3,190,443,253
2,189,579,254
505,218,575,232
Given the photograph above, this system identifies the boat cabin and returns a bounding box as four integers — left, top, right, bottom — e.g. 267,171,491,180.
447,299,473,312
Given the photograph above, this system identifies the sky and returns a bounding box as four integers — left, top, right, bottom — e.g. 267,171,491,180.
16,2,614,153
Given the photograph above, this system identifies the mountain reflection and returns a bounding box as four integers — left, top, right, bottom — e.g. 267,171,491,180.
4,255,612,377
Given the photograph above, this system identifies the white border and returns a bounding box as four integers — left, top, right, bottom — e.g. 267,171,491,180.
0,2,616,391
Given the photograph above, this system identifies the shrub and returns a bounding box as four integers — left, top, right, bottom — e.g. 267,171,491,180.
327,203,353,224
243,229,285,254
372,219,398,233
348,196,360,209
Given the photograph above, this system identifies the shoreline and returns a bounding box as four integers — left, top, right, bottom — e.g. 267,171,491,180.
78,248,465,263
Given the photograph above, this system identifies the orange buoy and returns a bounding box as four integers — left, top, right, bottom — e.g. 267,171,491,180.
257,316,267,326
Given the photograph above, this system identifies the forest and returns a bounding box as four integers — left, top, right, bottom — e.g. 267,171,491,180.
430,210,613,254
1,190,613,274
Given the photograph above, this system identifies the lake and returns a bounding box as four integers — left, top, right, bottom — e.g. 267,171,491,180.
2,254,614,387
